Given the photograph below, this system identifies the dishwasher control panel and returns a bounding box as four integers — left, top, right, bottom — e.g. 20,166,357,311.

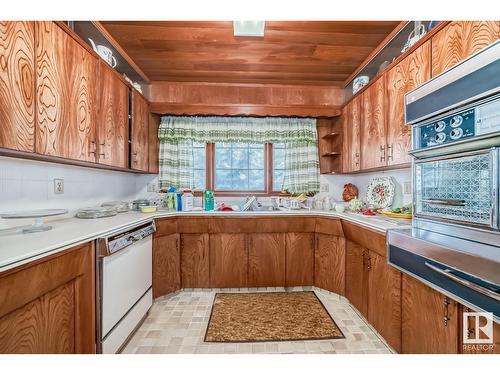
98,221,156,256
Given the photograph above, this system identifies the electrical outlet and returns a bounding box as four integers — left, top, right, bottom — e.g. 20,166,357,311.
147,183,156,192
54,179,64,194
320,183,330,192
403,181,412,195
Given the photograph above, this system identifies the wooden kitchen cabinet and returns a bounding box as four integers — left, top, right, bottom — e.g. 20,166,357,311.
210,233,248,288
97,61,129,168
0,242,95,354
360,76,386,170
180,233,210,288
367,250,402,353
248,233,286,287
385,41,430,166
402,273,459,354
431,21,500,77
314,233,345,295
345,240,368,317
285,232,314,286
342,96,361,172
36,21,98,162
131,91,149,171
0,21,35,152
148,113,161,174
153,233,180,298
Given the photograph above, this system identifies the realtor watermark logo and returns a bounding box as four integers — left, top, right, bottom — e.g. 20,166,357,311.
463,312,495,352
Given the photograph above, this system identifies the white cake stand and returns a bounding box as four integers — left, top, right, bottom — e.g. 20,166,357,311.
1,209,68,233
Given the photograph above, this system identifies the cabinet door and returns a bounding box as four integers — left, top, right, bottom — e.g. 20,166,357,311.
286,232,314,286
0,21,35,152
367,251,402,353
342,97,361,172
36,22,97,161
432,21,500,77
461,306,500,354
0,242,95,353
248,233,286,287
360,76,386,170
131,91,149,171
153,233,180,298
97,62,129,168
210,233,248,288
402,273,459,354
148,113,160,173
386,41,430,166
314,233,345,295
180,233,210,288
345,240,367,317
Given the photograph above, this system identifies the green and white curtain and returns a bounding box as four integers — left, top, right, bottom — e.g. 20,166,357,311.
158,116,320,194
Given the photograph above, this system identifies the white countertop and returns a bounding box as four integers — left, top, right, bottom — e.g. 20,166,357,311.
0,209,411,273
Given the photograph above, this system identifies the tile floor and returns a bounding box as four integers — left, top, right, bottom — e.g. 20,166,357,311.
122,287,394,354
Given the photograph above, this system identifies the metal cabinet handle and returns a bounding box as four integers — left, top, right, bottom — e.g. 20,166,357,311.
443,296,450,327
387,144,393,161
89,140,97,156
425,262,500,301
380,145,386,162
422,199,466,206
367,256,372,271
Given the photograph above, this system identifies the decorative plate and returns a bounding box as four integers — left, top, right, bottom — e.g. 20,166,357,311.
365,177,395,208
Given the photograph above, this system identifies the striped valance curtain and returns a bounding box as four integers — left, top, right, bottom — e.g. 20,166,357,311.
158,116,320,194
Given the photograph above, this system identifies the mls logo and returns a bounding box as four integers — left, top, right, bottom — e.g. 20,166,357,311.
463,312,494,344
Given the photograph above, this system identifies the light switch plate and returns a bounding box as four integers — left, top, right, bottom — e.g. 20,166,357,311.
403,181,412,195
320,183,330,192
54,179,64,194
147,183,156,192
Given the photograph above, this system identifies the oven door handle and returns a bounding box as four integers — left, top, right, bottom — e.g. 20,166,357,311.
424,262,500,301
421,199,466,206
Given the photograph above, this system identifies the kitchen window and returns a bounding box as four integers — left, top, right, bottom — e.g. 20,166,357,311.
191,142,285,195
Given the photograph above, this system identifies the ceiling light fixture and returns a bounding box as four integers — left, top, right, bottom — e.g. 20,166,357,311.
233,21,265,37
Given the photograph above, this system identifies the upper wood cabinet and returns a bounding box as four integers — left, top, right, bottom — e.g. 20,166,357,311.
0,242,95,354
431,21,500,77
385,41,430,165
210,233,248,288
248,233,286,287
342,95,361,172
97,62,129,168
0,21,35,152
153,233,180,298
180,233,210,288
131,91,149,171
148,113,160,174
35,22,97,162
314,233,345,295
285,232,314,287
360,76,386,170
402,273,459,354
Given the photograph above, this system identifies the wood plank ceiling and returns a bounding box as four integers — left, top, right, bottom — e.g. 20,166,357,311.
101,21,400,86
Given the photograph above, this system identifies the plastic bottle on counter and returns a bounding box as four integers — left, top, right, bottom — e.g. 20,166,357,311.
175,192,182,211
182,189,194,211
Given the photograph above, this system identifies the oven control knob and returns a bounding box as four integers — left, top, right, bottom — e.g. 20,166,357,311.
450,128,463,140
434,121,446,132
435,132,446,143
450,115,463,127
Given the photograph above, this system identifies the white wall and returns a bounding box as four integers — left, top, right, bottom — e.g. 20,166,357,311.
319,167,412,207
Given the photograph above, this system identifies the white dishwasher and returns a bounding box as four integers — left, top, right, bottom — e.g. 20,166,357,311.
96,221,155,354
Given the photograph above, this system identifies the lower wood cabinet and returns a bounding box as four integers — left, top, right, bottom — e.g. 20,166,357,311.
345,240,368,316
0,242,95,353
314,233,345,295
248,233,286,287
402,273,459,354
367,251,402,353
180,233,210,288
210,233,248,288
153,233,180,298
286,232,314,286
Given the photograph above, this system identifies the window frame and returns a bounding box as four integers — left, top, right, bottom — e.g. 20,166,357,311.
199,143,286,196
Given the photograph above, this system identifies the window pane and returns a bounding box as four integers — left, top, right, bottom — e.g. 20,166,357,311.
273,148,285,169
193,148,205,168
191,144,206,190
193,169,205,190
273,143,286,192
214,143,265,191
273,170,285,191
